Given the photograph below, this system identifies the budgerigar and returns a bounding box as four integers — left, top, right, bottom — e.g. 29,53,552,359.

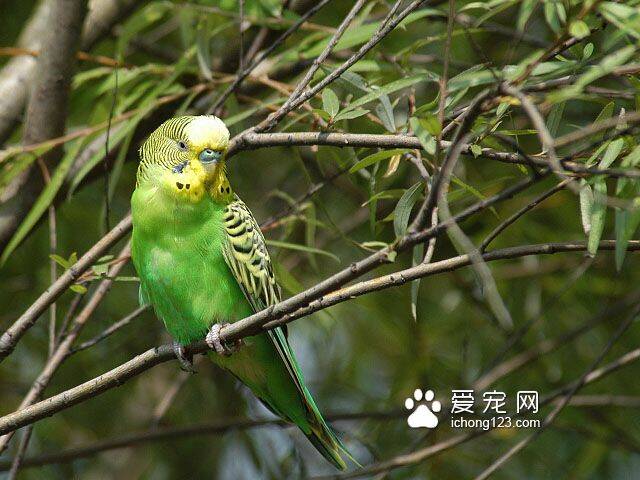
130,115,351,470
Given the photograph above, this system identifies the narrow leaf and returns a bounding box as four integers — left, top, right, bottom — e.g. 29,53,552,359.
587,179,607,256
393,182,423,237
349,149,410,173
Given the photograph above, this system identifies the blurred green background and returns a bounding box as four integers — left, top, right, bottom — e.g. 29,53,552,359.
2,0,640,478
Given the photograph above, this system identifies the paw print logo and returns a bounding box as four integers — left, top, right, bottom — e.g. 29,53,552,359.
404,388,441,429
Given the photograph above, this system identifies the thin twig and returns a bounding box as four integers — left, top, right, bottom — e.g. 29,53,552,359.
247,0,432,134
209,0,334,114
279,0,367,113
70,305,150,354
480,178,573,252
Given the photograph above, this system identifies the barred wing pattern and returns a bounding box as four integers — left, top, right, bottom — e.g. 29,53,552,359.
221,197,281,312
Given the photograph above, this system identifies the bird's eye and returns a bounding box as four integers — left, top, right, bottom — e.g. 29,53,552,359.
177,141,188,151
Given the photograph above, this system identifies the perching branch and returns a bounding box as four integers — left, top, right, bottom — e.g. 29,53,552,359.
0,240,639,437
1,137,545,362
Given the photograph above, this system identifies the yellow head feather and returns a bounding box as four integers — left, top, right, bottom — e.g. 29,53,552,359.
137,115,233,204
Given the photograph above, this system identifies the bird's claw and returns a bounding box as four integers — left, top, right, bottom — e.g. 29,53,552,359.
173,341,197,373
206,323,241,356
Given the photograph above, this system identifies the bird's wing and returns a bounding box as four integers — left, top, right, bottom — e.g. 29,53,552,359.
221,197,281,311
221,197,350,469
221,196,307,387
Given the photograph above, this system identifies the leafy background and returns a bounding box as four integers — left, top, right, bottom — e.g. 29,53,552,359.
2,0,640,478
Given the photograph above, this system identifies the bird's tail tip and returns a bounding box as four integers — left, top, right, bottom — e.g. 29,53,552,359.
306,423,361,471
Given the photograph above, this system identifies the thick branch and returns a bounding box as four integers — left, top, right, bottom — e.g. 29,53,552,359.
0,0,144,145
0,0,88,258
0,240,638,436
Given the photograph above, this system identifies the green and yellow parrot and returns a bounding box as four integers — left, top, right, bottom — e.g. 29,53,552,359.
130,115,351,470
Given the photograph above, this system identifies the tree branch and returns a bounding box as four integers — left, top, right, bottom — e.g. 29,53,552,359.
0,243,131,454
0,241,638,437
0,215,131,362
229,131,640,178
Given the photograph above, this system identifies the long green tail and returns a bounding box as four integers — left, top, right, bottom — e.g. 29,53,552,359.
269,328,355,470
300,382,349,470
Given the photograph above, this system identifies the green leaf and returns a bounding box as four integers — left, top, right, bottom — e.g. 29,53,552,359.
410,117,436,155
599,2,640,40
333,108,369,121
546,102,565,137
579,180,594,235
448,65,496,92
589,101,615,143
322,88,340,117
615,200,640,270
583,43,594,60
266,239,340,263
393,182,423,237
470,144,482,158
496,102,510,118
550,46,636,103
576,45,636,90
312,108,332,121
616,145,640,195
419,114,442,136
349,149,411,174
92,262,110,277
376,94,396,132
362,189,406,206
569,20,591,39
70,284,88,294
598,138,624,169
50,254,71,269
544,1,566,33
587,179,607,256
344,76,427,112
195,19,213,80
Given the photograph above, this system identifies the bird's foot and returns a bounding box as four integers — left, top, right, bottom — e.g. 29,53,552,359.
205,323,241,357
172,341,197,373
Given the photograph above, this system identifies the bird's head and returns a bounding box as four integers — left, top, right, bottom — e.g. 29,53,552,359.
137,115,232,203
